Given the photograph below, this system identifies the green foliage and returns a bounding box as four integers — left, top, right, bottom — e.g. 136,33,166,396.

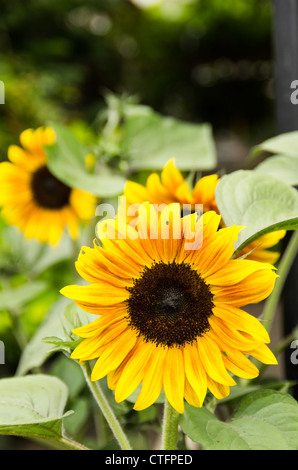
17,300,94,376
120,110,217,171
215,170,298,256
0,281,48,312
0,375,73,442
252,131,298,186
255,155,298,186
180,390,298,450
46,122,126,197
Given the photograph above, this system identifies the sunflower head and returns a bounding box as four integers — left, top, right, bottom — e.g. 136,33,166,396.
61,203,277,414
120,158,286,264
0,126,97,246
122,158,219,213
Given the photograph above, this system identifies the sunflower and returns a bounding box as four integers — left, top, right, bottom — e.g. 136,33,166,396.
122,158,219,215
0,127,96,246
120,158,286,264
61,203,277,414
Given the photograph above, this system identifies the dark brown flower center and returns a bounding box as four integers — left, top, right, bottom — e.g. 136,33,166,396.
126,261,214,348
31,166,71,209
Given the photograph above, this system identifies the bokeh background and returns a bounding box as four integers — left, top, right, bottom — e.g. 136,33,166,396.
0,0,275,167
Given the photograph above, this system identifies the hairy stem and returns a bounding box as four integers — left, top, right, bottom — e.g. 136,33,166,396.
81,361,132,450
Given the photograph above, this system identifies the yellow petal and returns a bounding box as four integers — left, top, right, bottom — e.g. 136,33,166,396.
222,346,260,379
197,335,236,386
246,343,278,365
193,225,245,278
72,308,127,338
60,282,129,306
207,376,231,400
161,159,185,195
213,304,270,343
212,268,277,307
183,343,207,407
115,340,156,402
163,347,185,414
192,174,219,207
134,346,167,411
91,328,137,381
157,203,182,262
209,316,262,351
146,173,174,204
184,377,204,408
205,259,275,287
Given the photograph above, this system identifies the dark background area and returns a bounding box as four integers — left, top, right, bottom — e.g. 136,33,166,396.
0,0,275,166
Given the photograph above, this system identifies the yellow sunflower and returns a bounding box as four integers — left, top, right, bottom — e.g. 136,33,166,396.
0,127,96,246
61,203,277,414
120,159,285,264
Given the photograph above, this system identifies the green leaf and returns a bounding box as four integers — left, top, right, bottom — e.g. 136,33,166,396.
16,299,95,376
49,355,86,401
0,281,48,312
16,297,70,375
45,122,125,197
179,403,218,449
232,390,298,450
0,375,72,441
215,170,298,255
253,131,298,157
207,417,289,450
233,389,297,418
121,111,217,170
255,155,298,186
180,390,298,450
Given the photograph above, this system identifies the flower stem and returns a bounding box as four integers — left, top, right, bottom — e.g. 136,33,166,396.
81,361,132,450
54,436,90,450
162,399,180,450
262,230,298,333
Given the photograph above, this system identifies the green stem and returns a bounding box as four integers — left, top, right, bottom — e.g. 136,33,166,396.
81,361,132,450
53,436,90,450
262,230,298,333
33,435,90,450
162,399,180,450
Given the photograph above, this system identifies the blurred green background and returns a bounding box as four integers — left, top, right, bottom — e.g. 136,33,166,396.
0,0,274,164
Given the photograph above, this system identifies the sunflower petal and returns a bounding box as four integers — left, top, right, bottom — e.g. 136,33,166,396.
163,347,185,414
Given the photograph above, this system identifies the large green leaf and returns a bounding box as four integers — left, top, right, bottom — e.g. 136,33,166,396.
255,155,298,186
45,123,125,197
253,131,298,157
121,111,217,170
16,297,70,376
180,390,298,450
215,170,298,255
179,404,218,449
0,375,72,441
16,299,95,376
